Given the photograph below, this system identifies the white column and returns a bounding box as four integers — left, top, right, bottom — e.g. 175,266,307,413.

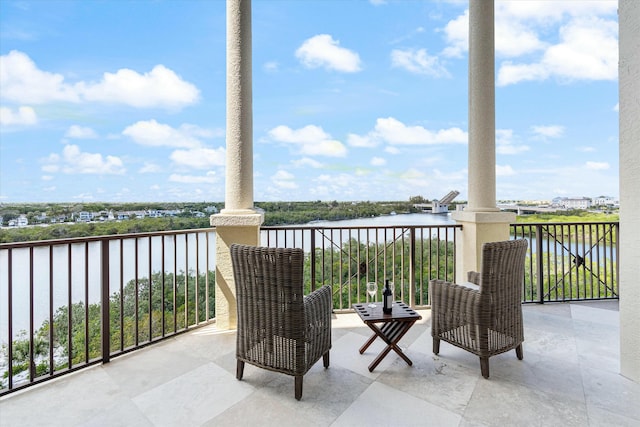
619,0,640,383
224,0,254,214
211,0,263,330
451,0,514,283
467,0,498,213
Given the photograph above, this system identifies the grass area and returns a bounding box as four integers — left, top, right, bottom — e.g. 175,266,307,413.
515,210,618,223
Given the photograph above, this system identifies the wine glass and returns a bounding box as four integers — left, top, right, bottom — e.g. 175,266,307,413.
366,282,378,308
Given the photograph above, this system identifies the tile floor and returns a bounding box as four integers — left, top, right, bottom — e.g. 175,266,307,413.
1,300,638,427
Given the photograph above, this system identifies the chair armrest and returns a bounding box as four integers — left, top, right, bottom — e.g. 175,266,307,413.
303,285,332,361
304,285,332,329
430,279,481,325
467,271,481,285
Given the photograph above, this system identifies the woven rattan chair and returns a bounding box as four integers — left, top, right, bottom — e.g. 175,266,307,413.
430,239,528,378
230,244,332,400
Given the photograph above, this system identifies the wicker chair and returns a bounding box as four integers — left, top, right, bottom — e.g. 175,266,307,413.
430,239,528,378
230,244,332,400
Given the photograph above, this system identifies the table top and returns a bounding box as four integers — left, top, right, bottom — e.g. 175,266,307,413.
352,301,422,323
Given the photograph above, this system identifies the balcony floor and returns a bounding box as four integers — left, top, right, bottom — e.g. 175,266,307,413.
1,301,638,427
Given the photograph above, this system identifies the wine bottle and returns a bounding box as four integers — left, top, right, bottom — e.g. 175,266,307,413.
383,279,392,314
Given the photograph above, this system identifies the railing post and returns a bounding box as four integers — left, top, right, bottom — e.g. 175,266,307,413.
310,229,316,291
409,228,416,307
101,239,110,363
536,224,544,304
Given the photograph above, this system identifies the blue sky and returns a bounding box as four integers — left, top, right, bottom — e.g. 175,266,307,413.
0,0,619,203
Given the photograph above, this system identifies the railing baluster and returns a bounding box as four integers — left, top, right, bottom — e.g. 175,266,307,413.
29,246,34,382
101,240,110,363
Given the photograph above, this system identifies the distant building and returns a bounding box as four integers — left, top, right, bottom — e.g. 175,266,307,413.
17,215,28,227
77,211,92,222
593,196,617,207
561,197,592,210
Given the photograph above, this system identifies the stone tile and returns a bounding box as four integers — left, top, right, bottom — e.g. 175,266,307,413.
81,397,153,427
378,349,479,415
333,381,461,427
331,331,396,380
103,336,211,398
208,366,371,426
463,377,589,427
0,366,121,427
132,362,254,426
581,365,640,422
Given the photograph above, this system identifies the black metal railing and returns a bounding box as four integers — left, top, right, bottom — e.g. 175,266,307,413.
511,222,619,303
261,224,461,310
0,229,215,396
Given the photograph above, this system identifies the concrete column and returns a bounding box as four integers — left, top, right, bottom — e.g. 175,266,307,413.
210,0,263,330
619,0,640,383
467,0,498,213
452,0,514,283
224,0,254,215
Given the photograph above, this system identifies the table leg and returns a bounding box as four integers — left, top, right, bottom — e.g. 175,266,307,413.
363,320,418,372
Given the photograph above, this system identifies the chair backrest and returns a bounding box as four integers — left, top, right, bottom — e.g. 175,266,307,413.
230,244,306,340
479,239,528,312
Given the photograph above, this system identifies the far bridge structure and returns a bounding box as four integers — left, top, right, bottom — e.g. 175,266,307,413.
414,190,460,214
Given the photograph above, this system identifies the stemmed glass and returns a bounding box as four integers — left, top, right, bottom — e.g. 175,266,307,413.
366,282,378,308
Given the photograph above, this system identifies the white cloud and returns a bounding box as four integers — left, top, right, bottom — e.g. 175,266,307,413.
532,125,565,138
295,34,362,73
0,50,79,103
292,157,323,168
65,125,97,139
496,164,516,176
371,157,386,166
42,144,125,175
440,6,618,86
169,171,217,184
586,161,609,170
497,17,618,86
373,117,467,145
0,106,37,126
123,120,208,148
441,9,468,58
496,129,529,154
263,61,279,72
268,124,347,157
170,147,226,169
0,50,199,109
41,175,53,181
77,65,199,109
138,162,162,173
391,48,450,77
347,133,379,148
272,170,298,189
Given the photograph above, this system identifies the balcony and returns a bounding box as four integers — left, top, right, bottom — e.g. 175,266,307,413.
1,300,638,426
0,222,621,396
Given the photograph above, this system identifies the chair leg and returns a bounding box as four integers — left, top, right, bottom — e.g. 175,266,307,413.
236,360,244,380
515,344,523,360
433,337,440,355
295,376,303,401
480,357,490,378
323,351,330,368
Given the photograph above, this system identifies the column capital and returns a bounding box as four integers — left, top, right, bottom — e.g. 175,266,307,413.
210,209,264,227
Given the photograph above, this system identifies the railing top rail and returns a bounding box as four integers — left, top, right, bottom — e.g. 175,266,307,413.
262,224,463,231
0,227,216,249
511,222,619,226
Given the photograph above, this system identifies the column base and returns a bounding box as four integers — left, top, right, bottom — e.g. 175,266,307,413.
210,210,264,330
452,210,516,284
